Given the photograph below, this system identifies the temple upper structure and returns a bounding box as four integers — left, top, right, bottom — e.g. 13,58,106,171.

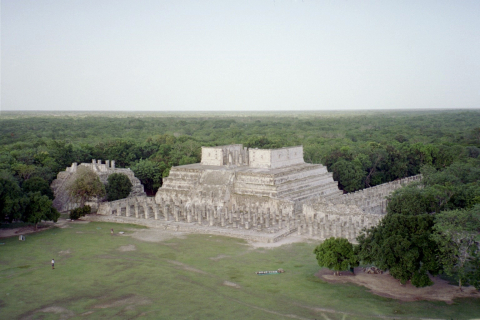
200,145,304,169
156,144,342,215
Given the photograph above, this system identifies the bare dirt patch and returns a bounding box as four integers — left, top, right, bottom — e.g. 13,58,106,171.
124,228,186,243
247,235,309,249
93,295,151,309
23,306,75,320
316,267,480,303
223,280,241,288
167,260,207,274
210,254,229,261
0,219,87,238
58,249,71,255
118,244,136,252
0,225,51,238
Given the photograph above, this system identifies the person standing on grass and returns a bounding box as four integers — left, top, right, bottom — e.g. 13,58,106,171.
111,228,114,235
51,259,55,269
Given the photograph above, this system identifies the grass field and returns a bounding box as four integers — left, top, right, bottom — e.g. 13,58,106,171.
1,221,479,320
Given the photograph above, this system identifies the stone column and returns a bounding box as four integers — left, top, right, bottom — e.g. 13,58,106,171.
154,204,159,220
209,208,214,226
265,214,270,228
187,209,192,223
245,221,250,230
134,203,139,218
174,206,179,222
198,209,203,225
164,204,169,221
111,160,115,169
143,205,149,219
126,204,131,217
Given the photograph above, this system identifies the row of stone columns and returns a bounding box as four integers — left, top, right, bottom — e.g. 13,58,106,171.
295,214,382,241
106,199,297,231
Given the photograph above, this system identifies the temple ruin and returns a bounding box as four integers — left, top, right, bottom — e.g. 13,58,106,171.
53,144,421,243
51,159,145,212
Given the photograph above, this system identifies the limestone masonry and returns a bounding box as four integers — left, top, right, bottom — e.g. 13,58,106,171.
53,144,421,243
51,159,145,212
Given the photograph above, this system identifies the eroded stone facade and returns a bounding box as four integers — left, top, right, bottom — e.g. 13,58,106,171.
51,159,145,212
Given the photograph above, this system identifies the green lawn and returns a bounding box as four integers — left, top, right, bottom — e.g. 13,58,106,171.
1,221,479,320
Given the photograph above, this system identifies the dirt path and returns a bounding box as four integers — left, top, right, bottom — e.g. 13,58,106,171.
0,219,77,239
316,268,479,303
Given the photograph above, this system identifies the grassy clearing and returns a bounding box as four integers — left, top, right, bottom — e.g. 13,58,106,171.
0,221,479,319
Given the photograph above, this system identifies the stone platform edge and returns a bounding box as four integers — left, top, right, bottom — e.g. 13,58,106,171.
81,214,298,243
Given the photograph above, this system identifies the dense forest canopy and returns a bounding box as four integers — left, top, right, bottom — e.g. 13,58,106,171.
1,110,479,195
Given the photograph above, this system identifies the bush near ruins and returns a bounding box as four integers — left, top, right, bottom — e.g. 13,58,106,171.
106,173,132,201
314,237,358,275
69,205,91,220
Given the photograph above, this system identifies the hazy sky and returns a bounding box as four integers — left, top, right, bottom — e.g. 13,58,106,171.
2,0,479,111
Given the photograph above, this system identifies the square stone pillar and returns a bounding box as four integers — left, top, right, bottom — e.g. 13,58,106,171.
144,206,149,219
154,204,159,220
134,204,139,218
164,204,169,221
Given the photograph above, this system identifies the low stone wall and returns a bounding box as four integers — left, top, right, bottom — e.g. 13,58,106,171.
331,174,422,214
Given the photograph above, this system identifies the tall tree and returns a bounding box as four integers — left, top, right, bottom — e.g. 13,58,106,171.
432,206,480,290
356,186,441,287
22,177,54,200
67,167,105,206
23,192,60,230
313,237,358,275
106,173,132,201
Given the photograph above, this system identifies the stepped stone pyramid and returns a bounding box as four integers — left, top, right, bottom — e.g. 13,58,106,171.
156,144,342,214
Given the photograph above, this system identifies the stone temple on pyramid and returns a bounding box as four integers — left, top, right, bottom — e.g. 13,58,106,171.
52,144,420,243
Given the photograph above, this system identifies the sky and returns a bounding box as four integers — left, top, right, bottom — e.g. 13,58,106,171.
1,0,479,112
